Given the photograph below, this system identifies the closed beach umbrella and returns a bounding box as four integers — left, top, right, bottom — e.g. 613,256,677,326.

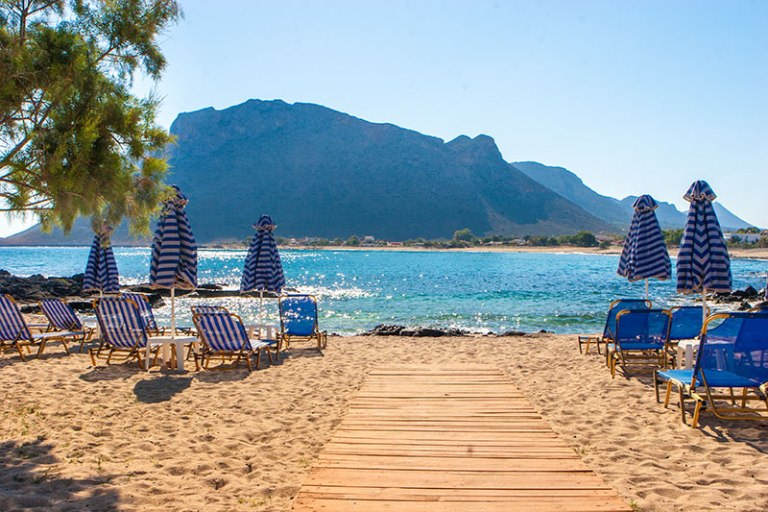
149,186,198,336
676,181,731,317
241,215,285,322
83,225,120,295
617,195,671,299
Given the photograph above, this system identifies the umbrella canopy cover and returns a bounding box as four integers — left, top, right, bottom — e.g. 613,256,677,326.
676,181,732,294
149,186,198,289
241,215,285,293
83,226,120,293
617,194,671,282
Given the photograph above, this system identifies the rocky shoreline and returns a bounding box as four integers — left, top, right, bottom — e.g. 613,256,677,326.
2,270,765,331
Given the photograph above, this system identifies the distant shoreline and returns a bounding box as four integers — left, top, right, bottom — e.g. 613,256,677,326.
2,243,767,260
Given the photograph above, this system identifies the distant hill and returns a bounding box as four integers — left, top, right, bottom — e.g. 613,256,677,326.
3,219,148,246
2,99,755,245
515,161,755,231
512,161,630,226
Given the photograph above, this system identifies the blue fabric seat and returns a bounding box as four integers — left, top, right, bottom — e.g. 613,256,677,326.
608,309,670,378
578,298,651,355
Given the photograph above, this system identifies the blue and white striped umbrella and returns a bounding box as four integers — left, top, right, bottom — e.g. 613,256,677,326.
617,195,671,287
241,215,285,293
149,186,198,290
82,226,119,294
676,181,732,294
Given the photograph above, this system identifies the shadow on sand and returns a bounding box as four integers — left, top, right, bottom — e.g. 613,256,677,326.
0,438,120,511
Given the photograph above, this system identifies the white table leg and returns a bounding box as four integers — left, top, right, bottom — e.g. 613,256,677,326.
175,342,184,371
685,344,694,369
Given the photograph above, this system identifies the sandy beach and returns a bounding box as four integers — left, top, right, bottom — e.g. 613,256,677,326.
2,333,767,512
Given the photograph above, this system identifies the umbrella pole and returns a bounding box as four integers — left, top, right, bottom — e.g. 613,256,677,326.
702,291,707,324
171,287,176,339
645,279,649,301
259,290,264,325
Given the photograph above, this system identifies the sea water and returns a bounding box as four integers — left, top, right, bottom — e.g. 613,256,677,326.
1,247,765,335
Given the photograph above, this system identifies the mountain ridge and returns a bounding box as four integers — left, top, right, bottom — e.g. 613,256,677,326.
0,99,756,245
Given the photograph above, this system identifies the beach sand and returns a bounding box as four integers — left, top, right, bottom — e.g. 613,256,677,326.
2,334,767,512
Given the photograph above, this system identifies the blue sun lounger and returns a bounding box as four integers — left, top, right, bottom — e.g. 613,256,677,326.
607,309,671,379
578,298,651,356
279,294,328,350
654,312,768,426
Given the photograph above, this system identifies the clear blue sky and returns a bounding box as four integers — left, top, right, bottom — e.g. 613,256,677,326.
3,0,766,236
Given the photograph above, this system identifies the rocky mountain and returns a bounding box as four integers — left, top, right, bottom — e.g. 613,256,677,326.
2,99,754,245
511,161,630,226
514,161,754,231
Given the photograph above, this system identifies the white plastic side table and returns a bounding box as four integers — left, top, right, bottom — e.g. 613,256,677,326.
146,335,196,371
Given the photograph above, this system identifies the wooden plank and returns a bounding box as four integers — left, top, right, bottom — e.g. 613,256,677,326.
292,364,631,512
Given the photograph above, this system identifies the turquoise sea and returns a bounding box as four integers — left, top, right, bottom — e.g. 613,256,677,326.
1,247,765,335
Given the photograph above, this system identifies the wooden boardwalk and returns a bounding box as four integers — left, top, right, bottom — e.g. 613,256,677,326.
292,365,631,512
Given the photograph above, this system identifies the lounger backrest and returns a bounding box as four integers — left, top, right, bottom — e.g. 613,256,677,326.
95,297,147,349
190,305,228,315
193,312,249,351
40,299,82,331
695,313,768,384
280,295,318,337
0,294,32,342
121,293,157,331
614,309,670,349
604,299,651,339
668,306,703,341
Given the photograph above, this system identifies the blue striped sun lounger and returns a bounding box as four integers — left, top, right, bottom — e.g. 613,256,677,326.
192,311,278,371
0,294,82,360
39,298,96,352
91,297,158,369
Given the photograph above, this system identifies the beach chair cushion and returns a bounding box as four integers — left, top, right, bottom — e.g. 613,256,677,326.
195,312,251,352
280,295,318,337
0,295,33,342
96,298,148,349
40,299,83,330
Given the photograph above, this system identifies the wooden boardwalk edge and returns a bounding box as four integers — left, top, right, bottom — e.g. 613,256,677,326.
292,365,631,512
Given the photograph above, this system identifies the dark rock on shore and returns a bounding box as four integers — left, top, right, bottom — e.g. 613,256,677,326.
361,324,468,337
0,269,84,301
